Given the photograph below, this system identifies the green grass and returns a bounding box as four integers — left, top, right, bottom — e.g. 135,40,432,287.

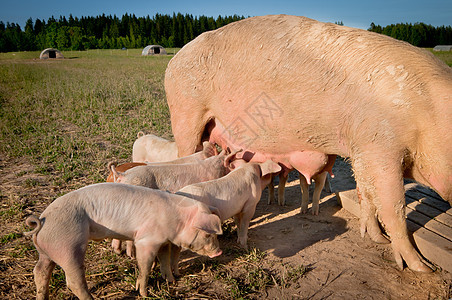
428,48,452,66
0,49,178,186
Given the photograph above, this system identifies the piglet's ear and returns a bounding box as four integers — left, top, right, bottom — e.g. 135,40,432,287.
201,142,218,158
194,213,223,235
260,160,282,177
208,206,221,218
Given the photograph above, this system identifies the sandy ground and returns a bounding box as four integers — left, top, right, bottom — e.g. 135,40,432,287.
239,158,450,299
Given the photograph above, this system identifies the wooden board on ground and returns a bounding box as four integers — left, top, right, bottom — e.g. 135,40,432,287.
336,184,452,273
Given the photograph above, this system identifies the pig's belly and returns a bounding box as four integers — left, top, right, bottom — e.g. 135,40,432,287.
209,120,333,183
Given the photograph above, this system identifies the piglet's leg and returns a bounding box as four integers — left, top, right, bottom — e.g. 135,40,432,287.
299,172,310,214
126,241,136,258
135,240,159,297
170,244,182,277
61,250,92,299
277,173,288,206
157,243,174,282
34,253,56,300
311,171,327,216
267,175,275,205
111,239,122,254
236,202,260,250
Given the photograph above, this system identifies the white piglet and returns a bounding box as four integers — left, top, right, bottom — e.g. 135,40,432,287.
156,150,280,281
132,132,178,162
24,183,222,299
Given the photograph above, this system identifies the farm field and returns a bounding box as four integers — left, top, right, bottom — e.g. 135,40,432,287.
0,48,451,299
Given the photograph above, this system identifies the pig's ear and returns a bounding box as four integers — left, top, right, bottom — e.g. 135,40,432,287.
201,142,218,158
260,160,282,177
208,206,221,218
223,149,243,169
194,213,223,235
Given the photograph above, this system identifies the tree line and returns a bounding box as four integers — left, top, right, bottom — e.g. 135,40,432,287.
368,22,452,47
0,13,245,52
1,13,451,52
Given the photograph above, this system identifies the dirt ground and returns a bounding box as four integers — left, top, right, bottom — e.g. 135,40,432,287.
0,155,451,299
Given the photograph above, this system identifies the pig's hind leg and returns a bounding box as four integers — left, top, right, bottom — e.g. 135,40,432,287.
33,253,56,300
311,171,328,215
58,245,92,300
277,173,288,206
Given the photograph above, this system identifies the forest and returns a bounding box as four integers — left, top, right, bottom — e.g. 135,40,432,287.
368,22,452,47
0,13,451,52
0,13,245,52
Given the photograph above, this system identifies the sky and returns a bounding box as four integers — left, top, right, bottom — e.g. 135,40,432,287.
0,0,451,30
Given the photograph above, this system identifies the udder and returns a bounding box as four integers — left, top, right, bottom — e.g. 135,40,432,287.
208,119,335,184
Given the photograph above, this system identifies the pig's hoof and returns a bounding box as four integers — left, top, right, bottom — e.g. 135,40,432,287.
311,210,319,216
136,282,148,297
407,259,433,273
237,239,248,250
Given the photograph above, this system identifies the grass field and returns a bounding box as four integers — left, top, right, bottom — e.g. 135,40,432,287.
0,47,451,299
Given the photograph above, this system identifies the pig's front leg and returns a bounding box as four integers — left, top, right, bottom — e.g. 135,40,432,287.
352,153,431,272
236,201,259,249
170,244,182,277
157,243,175,282
356,186,390,244
134,240,160,297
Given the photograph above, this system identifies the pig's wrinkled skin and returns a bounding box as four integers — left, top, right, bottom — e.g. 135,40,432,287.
24,183,222,299
268,171,330,215
157,152,281,281
165,15,452,272
132,132,178,162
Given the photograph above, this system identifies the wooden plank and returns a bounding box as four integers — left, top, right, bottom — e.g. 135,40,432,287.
405,196,452,229
337,189,452,273
406,220,452,273
335,190,360,217
405,206,452,241
405,183,452,216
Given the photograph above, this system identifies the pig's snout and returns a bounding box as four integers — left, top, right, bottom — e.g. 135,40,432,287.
208,249,222,258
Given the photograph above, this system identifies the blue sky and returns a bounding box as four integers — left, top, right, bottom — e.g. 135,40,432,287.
1,0,451,30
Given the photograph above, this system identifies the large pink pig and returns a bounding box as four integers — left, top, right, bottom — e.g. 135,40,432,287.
164,15,452,272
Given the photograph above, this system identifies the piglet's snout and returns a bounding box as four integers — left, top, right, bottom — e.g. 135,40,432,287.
209,249,222,258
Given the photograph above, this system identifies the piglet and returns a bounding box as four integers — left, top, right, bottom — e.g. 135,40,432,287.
109,149,229,192
24,183,222,299
157,151,280,282
106,141,217,183
132,132,178,162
